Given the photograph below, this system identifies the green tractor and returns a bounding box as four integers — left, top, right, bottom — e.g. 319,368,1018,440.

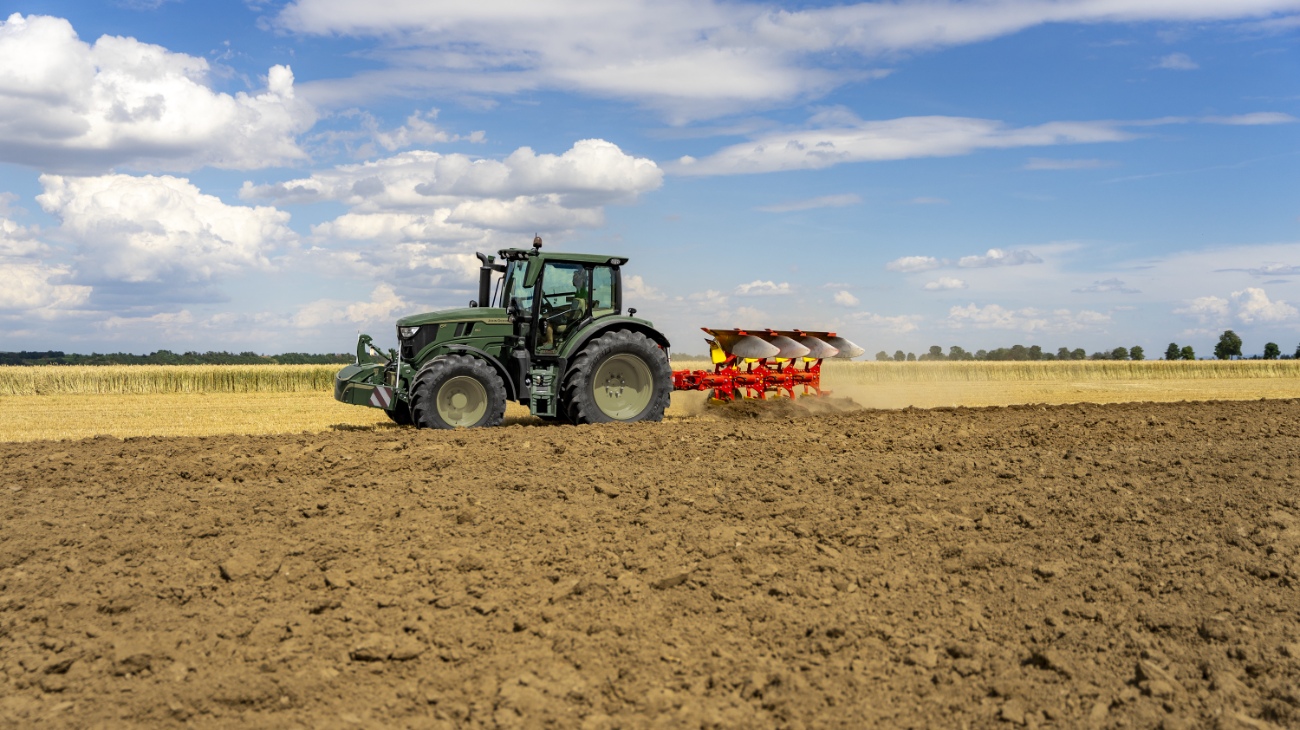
334,236,673,428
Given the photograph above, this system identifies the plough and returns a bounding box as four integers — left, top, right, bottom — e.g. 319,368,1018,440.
672,328,865,401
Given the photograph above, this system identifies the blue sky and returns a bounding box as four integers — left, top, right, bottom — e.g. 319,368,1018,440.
0,1,1297,357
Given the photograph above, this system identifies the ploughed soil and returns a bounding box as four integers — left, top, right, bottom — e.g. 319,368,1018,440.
2,399,1299,729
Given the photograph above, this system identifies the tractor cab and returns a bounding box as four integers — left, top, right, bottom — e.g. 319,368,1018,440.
336,234,672,429
492,236,627,357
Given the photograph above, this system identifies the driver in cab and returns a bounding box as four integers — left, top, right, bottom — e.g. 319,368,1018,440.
540,268,588,349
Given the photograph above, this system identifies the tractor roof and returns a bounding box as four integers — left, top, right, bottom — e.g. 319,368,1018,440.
497,248,627,266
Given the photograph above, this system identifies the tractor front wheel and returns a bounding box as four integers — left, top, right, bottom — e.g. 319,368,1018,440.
385,400,413,426
410,355,507,429
563,330,671,425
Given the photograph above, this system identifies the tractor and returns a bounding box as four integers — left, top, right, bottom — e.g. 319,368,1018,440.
335,236,673,428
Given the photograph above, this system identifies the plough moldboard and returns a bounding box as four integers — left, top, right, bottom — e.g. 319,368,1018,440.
672,328,865,401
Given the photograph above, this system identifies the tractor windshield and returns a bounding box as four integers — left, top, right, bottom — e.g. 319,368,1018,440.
502,260,532,311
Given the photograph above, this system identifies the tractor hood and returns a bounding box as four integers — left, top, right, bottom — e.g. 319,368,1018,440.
397,307,509,327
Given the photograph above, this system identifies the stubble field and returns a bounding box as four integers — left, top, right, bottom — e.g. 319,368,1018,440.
1,363,1299,727
2,360,1300,441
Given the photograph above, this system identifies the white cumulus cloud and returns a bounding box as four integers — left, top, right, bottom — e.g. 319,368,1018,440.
306,108,487,159
294,284,409,329
734,280,792,296
37,173,295,288
1232,287,1298,323
1175,295,1231,323
623,274,663,302
957,248,1043,268
886,255,942,273
947,303,1110,333
833,290,860,307
243,139,661,212
0,217,91,315
924,277,967,291
849,311,921,333
1175,288,1297,325
0,14,316,172
241,139,662,294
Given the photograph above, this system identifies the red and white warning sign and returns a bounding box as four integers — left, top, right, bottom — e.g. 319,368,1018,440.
369,385,394,409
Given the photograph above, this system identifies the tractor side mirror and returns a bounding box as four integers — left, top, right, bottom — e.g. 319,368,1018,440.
469,300,478,308
507,297,521,323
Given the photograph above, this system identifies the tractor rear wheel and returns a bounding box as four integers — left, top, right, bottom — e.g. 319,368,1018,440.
410,355,506,429
563,330,671,425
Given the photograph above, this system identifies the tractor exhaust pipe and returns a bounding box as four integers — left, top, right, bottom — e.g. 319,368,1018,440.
474,252,493,307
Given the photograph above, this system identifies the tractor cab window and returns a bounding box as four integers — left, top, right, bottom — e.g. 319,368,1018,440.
591,265,616,319
503,260,532,312
536,263,589,351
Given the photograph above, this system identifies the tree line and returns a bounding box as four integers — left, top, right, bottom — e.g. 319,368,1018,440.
875,331,1300,362
875,345,1147,362
0,350,354,366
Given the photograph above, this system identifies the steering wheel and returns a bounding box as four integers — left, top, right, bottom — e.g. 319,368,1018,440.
539,292,578,324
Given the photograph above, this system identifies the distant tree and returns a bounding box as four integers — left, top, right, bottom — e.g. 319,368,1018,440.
949,345,971,360
1089,351,1107,360
1028,345,1043,361
1263,342,1281,360
1130,346,1145,361
1111,346,1129,361
922,345,946,361
906,352,916,361
1054,347,1069,360
876,351,890,362
273,352,353,364
975,349,989,360
1214,330,1243,360
1295,343,1300,360
1180,345,1195,360
1071,348,1086,360
893,350,906,362
1164,342,1180,361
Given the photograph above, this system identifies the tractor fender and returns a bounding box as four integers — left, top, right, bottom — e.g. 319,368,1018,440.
559,318,671,373
415,345,518,402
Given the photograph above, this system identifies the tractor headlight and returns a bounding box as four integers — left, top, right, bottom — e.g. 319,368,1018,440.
399,326,420,339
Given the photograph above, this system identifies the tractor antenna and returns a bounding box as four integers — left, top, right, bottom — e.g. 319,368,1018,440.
532,234,543,251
